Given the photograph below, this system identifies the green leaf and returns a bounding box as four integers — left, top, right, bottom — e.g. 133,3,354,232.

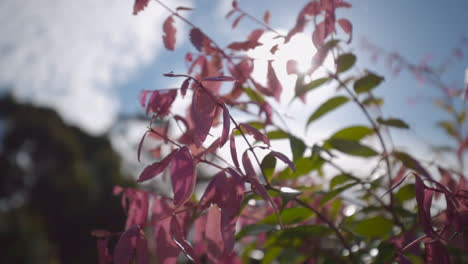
244,87,265,103
262,208,313,225
328,138,379,157
320,182,357,206
336,53,356,73
330,173,356,189
353,72,384,94
307,96,349,126
278,156,325,180
362,96,384,106
437,121,459,140
236,223,277,239
297,77,330,97
395,184,415,203
324,125,374,149
261,154,276,181
353,216,393,238
267,225,332,246
266,130,289,140
375,242,397,263
289,135,306,162
377,117,409,129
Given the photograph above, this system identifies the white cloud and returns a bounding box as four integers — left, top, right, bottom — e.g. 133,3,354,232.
0,0,189,134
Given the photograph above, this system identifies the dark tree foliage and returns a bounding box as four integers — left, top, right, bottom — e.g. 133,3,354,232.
0,95,133,264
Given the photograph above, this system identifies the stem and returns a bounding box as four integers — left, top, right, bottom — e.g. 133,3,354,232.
270,186,358,264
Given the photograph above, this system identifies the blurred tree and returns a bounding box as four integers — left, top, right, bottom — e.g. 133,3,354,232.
0,95,133,264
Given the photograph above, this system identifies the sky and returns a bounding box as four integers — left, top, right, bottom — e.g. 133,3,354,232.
0,0,467,173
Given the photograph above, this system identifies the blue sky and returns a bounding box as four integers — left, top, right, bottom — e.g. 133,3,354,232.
1,0,467,166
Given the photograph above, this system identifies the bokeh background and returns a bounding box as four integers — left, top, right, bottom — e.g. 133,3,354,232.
0,0,467,263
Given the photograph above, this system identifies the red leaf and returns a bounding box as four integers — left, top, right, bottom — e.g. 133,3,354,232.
270,151,295,172
337,18,353,43
135,231,149,264
205,205,224,262
139,90,151,108
230,132,240,169
192,87,217,147
240,123,270,145
263,11,270,24
190,28,205,52
303,1,321,16
180,78,190,97
242,150,256,177
415,176,436,237
267,61,283,101
137,131,148,162
270,44,279,54
425,240,451,264
170,216,196,261
312,21,327,48
137,150,176,182
97,238,111,264
170,147,196,207
220,105,230,147
133,0,150,15
124,189,149,229
286,60,299,75
228,59,253,83
146,89,177,117
162,16,176,51
113,226,139,264
232,14,245,29
227,40,261,51
202,75,236,82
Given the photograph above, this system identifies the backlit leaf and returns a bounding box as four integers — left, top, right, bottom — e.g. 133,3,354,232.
353,72,384,94
354,216,393,238
133,0,150,15
328,138,378,157
336,53,356,73
162,16,176,51
189,28,204,51
307,96,349,126
320,182,357,205
330,173,355,189
192,87,217,147
289,135,306,161
337,19,353,43
261,208,313,225
261,154,276,181
296,77,329,97
170,147,195,207
377,117,409,129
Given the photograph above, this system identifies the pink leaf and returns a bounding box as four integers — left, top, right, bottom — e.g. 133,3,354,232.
242,150,256,177
170,216,196,261
136,231,149,264
137,150,176,182
228,59,253,83
205,205,224,262
113,226,139,264
124,189,149,229
192,87,217,147
219,105,231,147
270,151,295,172
337,18,353,43
189,28,205,52
139,90,151,108
286,60,299,75
202,76,236,82
267,61,283,101
170,147,196,207
97,238,111,264
312,21,327,48
415,176,435,237
232,14,245,29
137,131,148,162
457,137,468,161
180,78,190,97
240,123,270,145
162,16,176,51
425,240,451,264
146,89,177,117
230,132,240,169
263,11,270,24
176,6,193,12
133,0,150,15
